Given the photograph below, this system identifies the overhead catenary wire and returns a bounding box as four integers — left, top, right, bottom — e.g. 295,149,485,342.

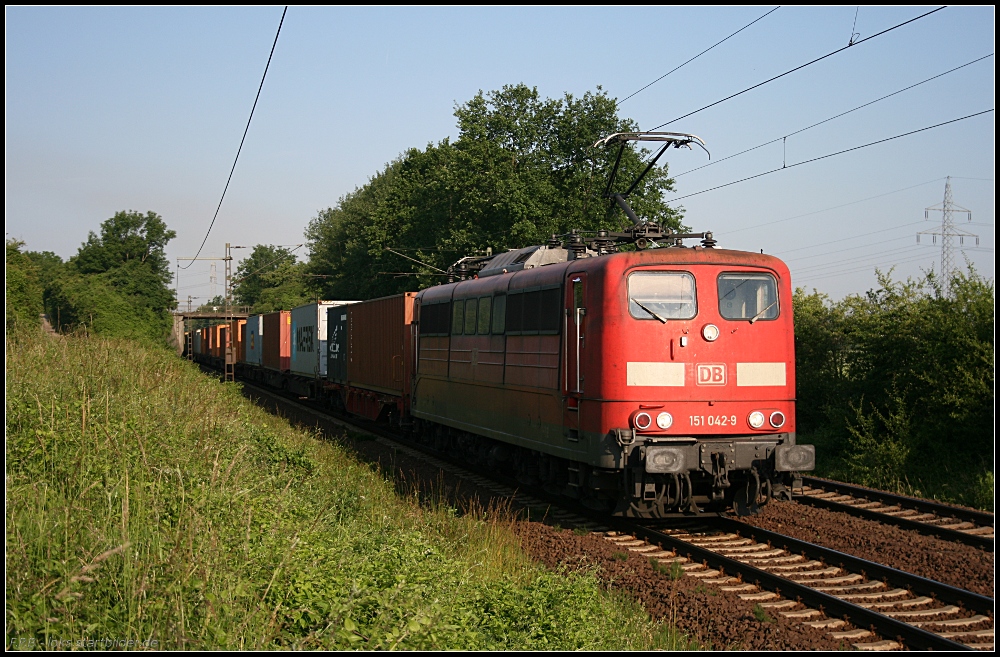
649,6,947,131
181,6,288,270
666,109,994,203
673,54,993,179
619,6,780,104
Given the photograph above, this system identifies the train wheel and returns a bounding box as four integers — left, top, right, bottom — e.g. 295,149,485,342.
732,478,761,516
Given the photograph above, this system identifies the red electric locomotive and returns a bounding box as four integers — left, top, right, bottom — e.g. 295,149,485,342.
410,241,813,517
407,133,814,517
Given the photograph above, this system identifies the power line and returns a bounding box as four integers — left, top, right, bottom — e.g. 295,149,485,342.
792,245,992,282
674,53,993,179
778,220,925,255
726,177,945,235
793,243,927,275
619,6,780,104
181,6,288,270
783,234,913,264
794,252,938,282
649,6,947,131
797,249,934,277
666,109,994,203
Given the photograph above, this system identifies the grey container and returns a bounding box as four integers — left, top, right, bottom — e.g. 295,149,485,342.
290,301,358,378
326,306,349,383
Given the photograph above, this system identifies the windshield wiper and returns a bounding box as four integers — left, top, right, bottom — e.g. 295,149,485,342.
632,298,667,324
749,300,778,324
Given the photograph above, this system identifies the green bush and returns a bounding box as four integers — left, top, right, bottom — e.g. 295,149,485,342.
44,271,170,342
794,268,994,508
5,239,42,327
23,210,177,344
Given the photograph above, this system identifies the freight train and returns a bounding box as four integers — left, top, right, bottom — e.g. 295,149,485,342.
187,132,815,517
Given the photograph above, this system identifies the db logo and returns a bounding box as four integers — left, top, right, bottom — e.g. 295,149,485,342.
697,363,727,385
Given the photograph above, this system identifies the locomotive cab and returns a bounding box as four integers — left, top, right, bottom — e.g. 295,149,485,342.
570,248,814,516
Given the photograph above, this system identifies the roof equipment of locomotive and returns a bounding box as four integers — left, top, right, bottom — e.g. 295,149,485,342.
445,131,717,282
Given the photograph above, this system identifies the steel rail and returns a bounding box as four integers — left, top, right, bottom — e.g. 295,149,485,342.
801,476,994,525
713,517,995,611
799,476,994,551
627,519,982,651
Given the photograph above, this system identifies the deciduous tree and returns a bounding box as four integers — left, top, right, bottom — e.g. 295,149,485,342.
306,84,685,300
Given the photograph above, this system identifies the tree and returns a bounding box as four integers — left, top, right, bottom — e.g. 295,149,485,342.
305,84,685,300
5,239,43,327
38,210,177,341
76,210,174,273
25,250,65,292
73,210,177,315
232,245,310,312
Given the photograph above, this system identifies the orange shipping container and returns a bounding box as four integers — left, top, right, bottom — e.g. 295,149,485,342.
216,325,227,359
213,324,227,359
235,319,246,362
348,293,416,395
263,311,291,371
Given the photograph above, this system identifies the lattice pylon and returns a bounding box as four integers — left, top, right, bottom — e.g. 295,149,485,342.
917,177,977,294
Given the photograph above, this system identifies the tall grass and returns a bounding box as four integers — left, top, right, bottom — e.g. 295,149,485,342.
6,325,688,649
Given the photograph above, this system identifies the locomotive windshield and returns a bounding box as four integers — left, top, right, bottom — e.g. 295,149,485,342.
718,273,779,321
627,272,697,320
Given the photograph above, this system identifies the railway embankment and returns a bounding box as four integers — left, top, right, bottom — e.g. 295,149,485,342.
5,326,688,650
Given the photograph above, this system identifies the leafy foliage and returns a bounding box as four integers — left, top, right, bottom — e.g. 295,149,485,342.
306,84,685,300
5,239,43,327
26,210,177,342
232,244,311,312
794,268,994,508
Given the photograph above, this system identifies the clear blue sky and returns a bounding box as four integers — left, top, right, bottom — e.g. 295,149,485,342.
5,6,994,302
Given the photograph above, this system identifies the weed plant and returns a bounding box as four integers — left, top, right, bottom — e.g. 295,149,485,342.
6,326,692,649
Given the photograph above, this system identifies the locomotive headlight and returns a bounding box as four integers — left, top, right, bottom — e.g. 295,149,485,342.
656,412,673,430
748,411,766,429
702,324,720,342
769,411,786,428
634,412,653,431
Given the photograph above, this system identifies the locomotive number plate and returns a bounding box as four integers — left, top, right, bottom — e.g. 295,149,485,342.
689,415,738,427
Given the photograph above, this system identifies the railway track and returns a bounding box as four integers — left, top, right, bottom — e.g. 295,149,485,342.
610,519,994,651
231,374,993,651
797,476,994,551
